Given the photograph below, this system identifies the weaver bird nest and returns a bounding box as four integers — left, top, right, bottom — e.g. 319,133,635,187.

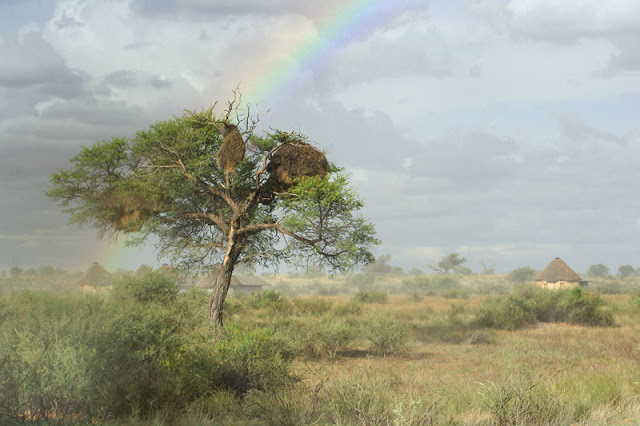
98,190,157,232
266,141,329,193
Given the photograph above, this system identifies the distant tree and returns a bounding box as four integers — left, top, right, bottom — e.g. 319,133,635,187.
408,268,425,276
9,266,23,277
37,265,56,275
506,266,537,283
453,265,473,275
480,260,496,275
429,253,467,274
363,254,404,275
587,264,609,278
47,93,378,333
618,265,635,280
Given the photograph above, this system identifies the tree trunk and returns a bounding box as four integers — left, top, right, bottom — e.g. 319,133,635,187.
207,235,242,336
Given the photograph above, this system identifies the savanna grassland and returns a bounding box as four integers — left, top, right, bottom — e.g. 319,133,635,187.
1,269,640,425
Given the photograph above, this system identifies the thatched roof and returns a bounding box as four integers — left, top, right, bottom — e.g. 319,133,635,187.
195,269,242,289
76,262,111,287
234,273,269,287
535,258,581,283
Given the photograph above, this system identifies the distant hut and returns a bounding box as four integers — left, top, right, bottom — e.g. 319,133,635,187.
195,267,267,294
535,258,588,290
77,262,112,291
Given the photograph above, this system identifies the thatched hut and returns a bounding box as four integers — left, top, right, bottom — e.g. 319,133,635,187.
77,262,112,291
535,258,588,290
195,267,268,294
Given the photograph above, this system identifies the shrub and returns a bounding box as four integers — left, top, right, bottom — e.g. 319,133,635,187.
332,301,363,316
361,316,408,355
248,289,283,309
111,270,178,304
506,266,537,283
353,290,388,304
292,297,334,316
476,297,534,330
476,286,615,330
297,317,355,358
213,325,297,395
555,287,614,326
629,293,640,311
442,288,470,299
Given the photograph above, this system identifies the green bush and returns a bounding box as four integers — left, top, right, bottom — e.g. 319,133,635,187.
353,290,388,304
555,288,614,326
629,293,640,310
111,270,178,304
442,288,470,299
0,289,297,422
294,317,355,358
476,297,535,330
292,297,334,316
332,301,363,316
476,286,614,330
361,316,408,355
248,289,283,309
214,325,297,395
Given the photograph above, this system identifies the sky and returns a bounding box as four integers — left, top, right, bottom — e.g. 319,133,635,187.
1,0,639,274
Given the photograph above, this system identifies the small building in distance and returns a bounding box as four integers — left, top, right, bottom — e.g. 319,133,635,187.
77,262,112,291
195,267,268,295
535,257,588,290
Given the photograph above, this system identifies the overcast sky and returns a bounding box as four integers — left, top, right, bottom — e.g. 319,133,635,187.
1,0,639,274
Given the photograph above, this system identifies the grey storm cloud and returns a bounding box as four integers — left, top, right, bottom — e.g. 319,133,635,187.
505,0,640,74
129,0,429,22
103,70,174,89
0,32,85,98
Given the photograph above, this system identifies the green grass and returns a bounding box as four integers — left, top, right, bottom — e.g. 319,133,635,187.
1,273,640,424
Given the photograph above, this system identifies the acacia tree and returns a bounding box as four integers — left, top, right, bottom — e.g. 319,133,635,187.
429,253,467,274
48,96,378,332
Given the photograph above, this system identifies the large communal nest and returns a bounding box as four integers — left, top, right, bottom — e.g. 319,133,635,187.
266,141,329,193
97,189,158,232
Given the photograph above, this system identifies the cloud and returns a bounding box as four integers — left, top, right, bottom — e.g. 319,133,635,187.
0,31,85,98
505,0,640,74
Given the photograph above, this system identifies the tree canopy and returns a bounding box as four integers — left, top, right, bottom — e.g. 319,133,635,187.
48,97,378,331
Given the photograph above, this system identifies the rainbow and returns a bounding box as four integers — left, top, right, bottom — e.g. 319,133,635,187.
99,0,402,271
246,0,401,108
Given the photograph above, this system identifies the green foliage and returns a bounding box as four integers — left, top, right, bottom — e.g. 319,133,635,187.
248,289,283,309
353,290,388,303
0,289,296,422
9,266,22,277
111,269,178,304
476,286,614,330
362,316,408,355
214,325,297,395
506,266,537,283
332,301,363,316
618,265,635,279
435,253,467,274
587,263,610,278
362,254,404,275
476,296,534,330
629,293,640,311
281,173,379,272
291,296,333,316
294,317,355,358
477,372,569,425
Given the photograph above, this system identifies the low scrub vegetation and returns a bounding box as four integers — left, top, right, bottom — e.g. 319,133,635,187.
476,285,615,330
1,273,638,424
